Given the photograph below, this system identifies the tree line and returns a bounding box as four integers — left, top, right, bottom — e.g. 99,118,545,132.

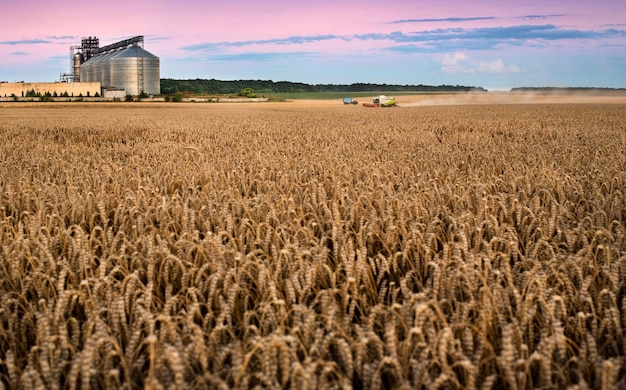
160,78,486,95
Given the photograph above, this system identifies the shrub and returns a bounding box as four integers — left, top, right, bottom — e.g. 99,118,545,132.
238,87,256,98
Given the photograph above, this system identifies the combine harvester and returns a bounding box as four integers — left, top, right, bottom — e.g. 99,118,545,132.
363,95,398,108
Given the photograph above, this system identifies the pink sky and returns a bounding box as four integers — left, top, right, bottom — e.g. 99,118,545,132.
1,0,625,89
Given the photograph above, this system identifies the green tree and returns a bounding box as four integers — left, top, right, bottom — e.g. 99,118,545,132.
238,88,256,98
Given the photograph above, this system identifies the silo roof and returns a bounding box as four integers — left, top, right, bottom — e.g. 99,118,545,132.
112,46,158,59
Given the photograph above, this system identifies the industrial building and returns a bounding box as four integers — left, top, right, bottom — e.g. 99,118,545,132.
1,35,160,100
75,36,160,96
0,81,100,99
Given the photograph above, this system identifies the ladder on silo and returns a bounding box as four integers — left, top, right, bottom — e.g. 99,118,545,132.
137,41,144,95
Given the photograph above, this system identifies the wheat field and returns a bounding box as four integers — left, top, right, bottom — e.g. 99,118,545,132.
0,101,625,389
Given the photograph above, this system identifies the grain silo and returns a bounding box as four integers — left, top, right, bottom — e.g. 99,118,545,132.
72,54,82,81
77,36,160,96
97,51,117,89
81,51,104,84
110,45,160,96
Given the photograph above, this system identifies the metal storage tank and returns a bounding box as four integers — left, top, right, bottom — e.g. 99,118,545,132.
98,50,118,89
90,54,103,83
80,51,111,85
73,54,82,81
80,54,98,83
79,57,90,82
142,49,161,96
110,45,160,95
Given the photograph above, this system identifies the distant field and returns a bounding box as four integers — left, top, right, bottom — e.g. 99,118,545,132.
264,90,464,100
259,91,626,106
0,102,625,388
256,89,626,101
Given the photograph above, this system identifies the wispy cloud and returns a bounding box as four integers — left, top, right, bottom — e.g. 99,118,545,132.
147,36,171,42
517,14,565,20
11,51,28,56
208,51,315,62
47,35,78,40
183,35,342,51
367,25,626,53
0,39,50,45
181,24,626,57
390,17,496,24
360,25,626,44
387,40,499,53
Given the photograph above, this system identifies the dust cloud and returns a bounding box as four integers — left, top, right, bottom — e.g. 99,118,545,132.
398,91,626,107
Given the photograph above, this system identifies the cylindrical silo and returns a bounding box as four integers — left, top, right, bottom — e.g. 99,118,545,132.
81,54,100,83
79,57,90,82
73,54,82,81
142,50,160,95
98,50,117,89
79,57,89,82
110,45,160,95
93,53,105,85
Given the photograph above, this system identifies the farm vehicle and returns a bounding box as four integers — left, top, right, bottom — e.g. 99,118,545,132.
363,95,398,107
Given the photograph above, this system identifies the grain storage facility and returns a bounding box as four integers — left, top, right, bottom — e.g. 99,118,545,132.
75,36,160,96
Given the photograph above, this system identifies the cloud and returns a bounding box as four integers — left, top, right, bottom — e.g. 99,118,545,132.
375,25,626,54
477,59,520,73
208,51,315,62
47,55,67,61
441,52,468,73
391,17,496,24
440,52,520,74
146,35,171,42
183,35,341,51
389,25,623,43
0,39,50,45
47,35,78,40
517,14,565,20
11,51,28,56
181,24,626,60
